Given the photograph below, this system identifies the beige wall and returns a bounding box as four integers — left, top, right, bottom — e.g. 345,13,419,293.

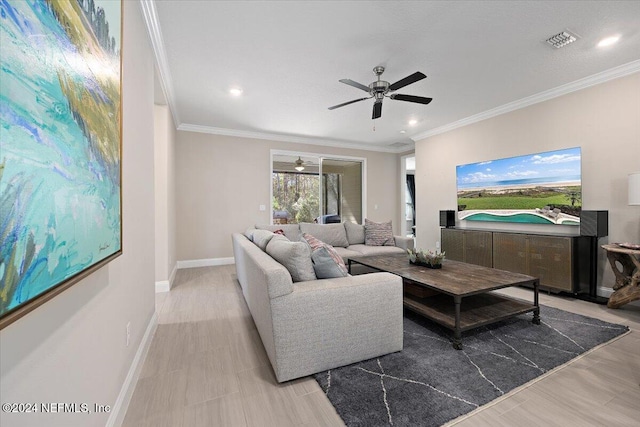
176,132,400,261
415,72,640,292
154,104,177,284
0,3,156,426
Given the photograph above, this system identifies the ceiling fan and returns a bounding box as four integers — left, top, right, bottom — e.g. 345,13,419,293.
328,66,433,119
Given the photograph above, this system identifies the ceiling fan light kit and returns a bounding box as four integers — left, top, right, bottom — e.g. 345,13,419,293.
294,157,305,171
329,66,433,120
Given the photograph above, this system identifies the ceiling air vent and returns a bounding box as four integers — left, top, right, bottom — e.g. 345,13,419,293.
546,31,578,48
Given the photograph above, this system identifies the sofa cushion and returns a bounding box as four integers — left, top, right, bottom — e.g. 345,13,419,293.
364,219,395,246
299,222,349,248
333,247,363,263
256,224,301,242
253,229,277,250
348,244,405,257
301,233,348,277
344,222,365,245
266,238,316,282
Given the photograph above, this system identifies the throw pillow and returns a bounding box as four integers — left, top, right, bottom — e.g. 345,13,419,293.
301,233,348,276
265,238,316,282
299,222,349,248
364,219,395,246
344,221,365,245
252,229,277,251
244,228,256,242
255,224,301,242
311,247,349,279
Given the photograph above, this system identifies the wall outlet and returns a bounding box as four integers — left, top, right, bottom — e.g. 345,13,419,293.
374,204,378,210
436,241,441,251
259,204,266,211
126,322,131,347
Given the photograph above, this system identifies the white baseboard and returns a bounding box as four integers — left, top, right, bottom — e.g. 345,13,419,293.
106,311,158,427
177,257,235,269
155,280,170,293
169,263,177,286
155,263,178,293
599,286,614,298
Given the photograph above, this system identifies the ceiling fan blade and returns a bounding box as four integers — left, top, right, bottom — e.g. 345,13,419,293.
372,101,382,119
388,72,427,91
339,79,371,93
328,97,370,110
390,94,433,104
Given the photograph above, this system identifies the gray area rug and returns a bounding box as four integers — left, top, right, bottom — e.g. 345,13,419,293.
314,305,628,427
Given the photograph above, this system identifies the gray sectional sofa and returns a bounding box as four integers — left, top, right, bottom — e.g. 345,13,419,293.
232,221,410,382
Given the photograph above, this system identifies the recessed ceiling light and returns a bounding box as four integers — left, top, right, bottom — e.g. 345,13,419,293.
408,119,418,126
597,36,620,48
229,87,243,96
400,130,406,134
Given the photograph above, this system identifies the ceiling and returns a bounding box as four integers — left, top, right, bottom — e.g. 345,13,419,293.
148,1,640,152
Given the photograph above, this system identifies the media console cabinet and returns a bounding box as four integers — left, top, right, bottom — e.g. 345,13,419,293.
441,228,592,295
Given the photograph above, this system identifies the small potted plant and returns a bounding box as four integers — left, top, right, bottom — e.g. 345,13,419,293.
407,248,446,269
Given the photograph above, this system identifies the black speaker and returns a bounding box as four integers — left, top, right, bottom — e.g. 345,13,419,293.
580,210,608,237
439,210,456,228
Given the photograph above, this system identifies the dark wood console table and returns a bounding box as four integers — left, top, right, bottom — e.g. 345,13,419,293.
348,254,540,350
442,228,593,297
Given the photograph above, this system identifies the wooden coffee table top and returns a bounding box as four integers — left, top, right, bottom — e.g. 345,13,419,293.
349,254,538,297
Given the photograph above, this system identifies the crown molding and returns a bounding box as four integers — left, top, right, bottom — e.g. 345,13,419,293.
177,123,414,153
412,59,640,142
139,0,180,126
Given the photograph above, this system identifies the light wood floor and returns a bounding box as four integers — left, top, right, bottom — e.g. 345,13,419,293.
123,265,640,426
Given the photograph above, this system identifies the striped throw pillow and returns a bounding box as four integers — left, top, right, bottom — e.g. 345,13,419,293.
301,233,348,275
364,219,395,246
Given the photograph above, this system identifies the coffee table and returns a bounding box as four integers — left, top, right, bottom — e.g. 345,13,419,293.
348,254,540,349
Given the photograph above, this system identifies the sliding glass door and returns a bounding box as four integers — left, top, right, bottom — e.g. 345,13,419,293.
271,152,364,225
320,158,362,224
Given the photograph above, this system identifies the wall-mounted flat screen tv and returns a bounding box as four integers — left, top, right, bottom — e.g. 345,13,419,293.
456,147,581,225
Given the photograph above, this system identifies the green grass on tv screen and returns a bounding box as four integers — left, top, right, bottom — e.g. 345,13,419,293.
458,193,582,210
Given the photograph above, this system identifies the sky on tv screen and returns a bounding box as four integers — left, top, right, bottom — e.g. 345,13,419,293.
456,147,581,190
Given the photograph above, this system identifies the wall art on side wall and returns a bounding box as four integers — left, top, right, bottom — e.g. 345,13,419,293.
0,0,122,328
456,147,582,225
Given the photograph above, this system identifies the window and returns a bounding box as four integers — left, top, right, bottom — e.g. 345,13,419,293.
271,152,364,224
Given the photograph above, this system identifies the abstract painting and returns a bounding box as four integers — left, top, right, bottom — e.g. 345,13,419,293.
456,147,582,225
0,0,122,328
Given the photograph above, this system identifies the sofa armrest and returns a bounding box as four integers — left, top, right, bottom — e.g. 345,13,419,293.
394,235,414,251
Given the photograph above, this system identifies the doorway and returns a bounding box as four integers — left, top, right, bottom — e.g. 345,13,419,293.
401,155,415,237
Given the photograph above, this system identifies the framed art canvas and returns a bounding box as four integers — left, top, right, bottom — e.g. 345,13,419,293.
0,0,123,328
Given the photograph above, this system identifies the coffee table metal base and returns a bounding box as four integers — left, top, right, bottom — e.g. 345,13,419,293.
403,291,540,350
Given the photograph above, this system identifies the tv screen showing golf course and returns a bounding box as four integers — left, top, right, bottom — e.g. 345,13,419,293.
456,147,581,226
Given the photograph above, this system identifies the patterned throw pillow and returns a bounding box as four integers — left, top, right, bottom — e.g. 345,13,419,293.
301,233,348,277
364,219,395,246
